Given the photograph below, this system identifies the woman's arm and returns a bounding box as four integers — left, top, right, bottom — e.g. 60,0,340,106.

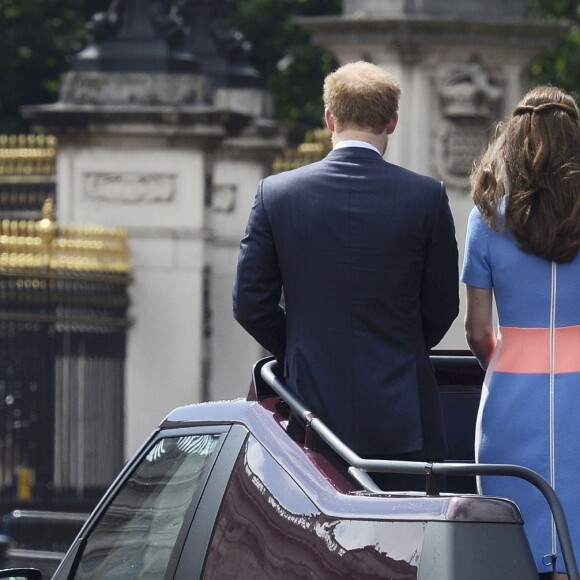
464,285,497,370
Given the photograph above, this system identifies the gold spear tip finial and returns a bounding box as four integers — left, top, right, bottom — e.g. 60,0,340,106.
42,197,54,220
37,197,56,242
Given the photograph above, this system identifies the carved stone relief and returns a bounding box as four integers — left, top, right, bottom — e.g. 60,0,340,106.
211,184,237,214
431,59,503,192
60,72,209,106
83,172,177,203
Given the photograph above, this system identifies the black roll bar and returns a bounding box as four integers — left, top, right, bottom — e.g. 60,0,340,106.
261,360,578,579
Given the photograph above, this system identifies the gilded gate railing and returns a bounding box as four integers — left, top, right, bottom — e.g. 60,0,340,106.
272,128,331,173
0,134,56,217
0,136,131,510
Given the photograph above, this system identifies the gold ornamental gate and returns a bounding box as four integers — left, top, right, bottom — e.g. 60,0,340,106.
0,136,131,509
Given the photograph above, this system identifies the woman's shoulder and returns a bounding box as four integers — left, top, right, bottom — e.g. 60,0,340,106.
467,206,491,235
467,204,508,233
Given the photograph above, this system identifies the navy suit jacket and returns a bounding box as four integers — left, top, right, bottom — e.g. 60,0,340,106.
233,147,459,456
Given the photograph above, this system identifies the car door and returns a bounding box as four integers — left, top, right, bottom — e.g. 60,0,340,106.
52,424,247,580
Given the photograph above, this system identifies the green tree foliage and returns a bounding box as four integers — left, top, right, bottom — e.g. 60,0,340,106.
228,0,341,128
529,0,580,93
0,0,109,132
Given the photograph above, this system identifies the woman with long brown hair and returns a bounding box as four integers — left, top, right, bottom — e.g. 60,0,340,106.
462,85,580,579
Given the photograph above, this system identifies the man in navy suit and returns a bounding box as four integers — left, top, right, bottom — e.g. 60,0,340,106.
233,61,459,466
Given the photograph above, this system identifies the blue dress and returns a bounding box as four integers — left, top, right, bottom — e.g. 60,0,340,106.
462,206,580,574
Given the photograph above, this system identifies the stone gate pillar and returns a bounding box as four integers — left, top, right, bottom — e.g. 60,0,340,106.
23,0,282,456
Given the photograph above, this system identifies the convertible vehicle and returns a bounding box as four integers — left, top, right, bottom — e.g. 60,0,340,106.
0,354,577,579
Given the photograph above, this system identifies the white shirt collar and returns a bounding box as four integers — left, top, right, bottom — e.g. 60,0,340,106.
333,140,382,156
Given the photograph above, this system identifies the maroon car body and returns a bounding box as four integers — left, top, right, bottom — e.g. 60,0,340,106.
0,354,575,579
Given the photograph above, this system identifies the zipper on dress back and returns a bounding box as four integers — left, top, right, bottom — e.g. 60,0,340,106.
549,261,557,559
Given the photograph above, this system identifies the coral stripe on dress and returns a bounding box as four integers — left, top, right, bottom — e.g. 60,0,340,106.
495,326,580,374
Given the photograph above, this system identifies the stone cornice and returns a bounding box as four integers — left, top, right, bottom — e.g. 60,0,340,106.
297,15,570,49
20,103,252,145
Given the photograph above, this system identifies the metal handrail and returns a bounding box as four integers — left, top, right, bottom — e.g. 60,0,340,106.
261,360,578,579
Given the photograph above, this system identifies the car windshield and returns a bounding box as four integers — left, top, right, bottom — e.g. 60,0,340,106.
71,433,222,580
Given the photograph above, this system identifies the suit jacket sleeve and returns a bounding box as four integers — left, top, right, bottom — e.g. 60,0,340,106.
421,183,459,349
232,181,286,362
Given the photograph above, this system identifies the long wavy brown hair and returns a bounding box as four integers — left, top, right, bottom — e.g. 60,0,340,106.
471,85,580,263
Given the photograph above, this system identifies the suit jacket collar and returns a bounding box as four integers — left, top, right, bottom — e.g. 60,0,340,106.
326,146,385,162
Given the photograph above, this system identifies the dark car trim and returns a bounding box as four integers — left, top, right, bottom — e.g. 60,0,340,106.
0,569,42,580
161,428,231,580
174,424,248,580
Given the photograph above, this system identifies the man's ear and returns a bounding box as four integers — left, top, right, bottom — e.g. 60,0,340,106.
386,113,398,135
325,108,336,132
